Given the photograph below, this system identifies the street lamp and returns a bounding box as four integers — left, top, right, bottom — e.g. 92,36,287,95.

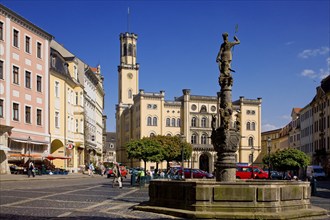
267,137,272,180
251,145,255,179
27,136,32,158
180,134,185,180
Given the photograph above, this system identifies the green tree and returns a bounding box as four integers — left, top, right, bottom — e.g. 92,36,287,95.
125,135,193,170
263,148,310,172
126,137,163,171
152,135,192,168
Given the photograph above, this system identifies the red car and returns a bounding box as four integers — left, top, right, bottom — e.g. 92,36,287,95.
236,165,268,179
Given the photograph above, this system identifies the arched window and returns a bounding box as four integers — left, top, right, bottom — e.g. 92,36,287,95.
172,118,176,127
247,122,251,130
128,89,132,99
191,134,197,144
153,117,157,126
128,44,133,56
123,43,127,56
200,105,207,113
201,117,207,128
177,118,181,127
201,134,207,144
248,137,254,147
166,118,170,127
191,117,197,127
150,133,155,137
166,133,171,137
251,122,256,130
147,117,152,126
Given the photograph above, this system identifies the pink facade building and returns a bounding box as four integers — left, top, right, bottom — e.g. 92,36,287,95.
0,4,53,173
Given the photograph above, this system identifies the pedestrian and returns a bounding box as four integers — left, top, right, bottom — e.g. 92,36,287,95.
100,162,106,176
27,160,35,178
88,162,94,176
112,162,122,188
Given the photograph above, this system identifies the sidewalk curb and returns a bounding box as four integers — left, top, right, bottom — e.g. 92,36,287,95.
0,174,103,182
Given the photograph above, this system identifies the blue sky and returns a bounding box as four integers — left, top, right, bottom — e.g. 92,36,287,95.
2,0,329,132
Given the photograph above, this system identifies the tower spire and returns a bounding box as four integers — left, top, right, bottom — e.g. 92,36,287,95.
127,7,130,33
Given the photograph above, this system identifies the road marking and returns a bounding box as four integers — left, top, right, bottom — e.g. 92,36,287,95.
57,212,72,217
79,188,139,211
0,185,101,207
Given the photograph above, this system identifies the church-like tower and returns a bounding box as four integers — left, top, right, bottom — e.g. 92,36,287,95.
116,32,139,163
118,32,139,105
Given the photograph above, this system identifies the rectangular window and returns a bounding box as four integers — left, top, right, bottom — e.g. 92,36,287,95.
55,112,59,128
0,99,3,118
55,81,59,97
37,109,42,125
75,92,78,105
0,60,3,79
25,106,31,124
76,119,78,132
37,75,42,92
13,66,19,84
0,21,3,40
13,29,19,47
25,36,30,53
37,42,42,58
25,71,31,88
13,103,19,121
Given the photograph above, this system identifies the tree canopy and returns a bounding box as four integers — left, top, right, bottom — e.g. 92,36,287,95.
125,135,192,168
263,148,310,172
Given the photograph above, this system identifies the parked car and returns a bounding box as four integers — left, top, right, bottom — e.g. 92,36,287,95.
107,166,128,178
174,168,214,179
270,171,283,180
236,165,269,179
306,165,326,180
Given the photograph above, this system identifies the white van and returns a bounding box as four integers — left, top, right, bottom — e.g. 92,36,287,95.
306,165,326,180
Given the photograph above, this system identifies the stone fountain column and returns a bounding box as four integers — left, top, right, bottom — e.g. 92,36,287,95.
211,32,241,182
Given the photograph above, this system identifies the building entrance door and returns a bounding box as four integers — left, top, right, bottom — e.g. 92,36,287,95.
199,154,209,172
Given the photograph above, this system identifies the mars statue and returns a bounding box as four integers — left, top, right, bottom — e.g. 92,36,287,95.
212,32,240,182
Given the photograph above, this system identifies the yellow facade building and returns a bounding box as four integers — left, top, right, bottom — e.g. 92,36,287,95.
49,41,85,173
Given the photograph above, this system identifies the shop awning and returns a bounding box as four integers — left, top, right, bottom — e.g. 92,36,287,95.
0,145,11,151
8,153,42,158
45,154,71,160
9,137,49,145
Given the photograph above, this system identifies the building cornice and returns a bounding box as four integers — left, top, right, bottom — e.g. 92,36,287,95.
0,4,53,40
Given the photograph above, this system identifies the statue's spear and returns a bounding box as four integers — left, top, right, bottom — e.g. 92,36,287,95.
232,24,239,53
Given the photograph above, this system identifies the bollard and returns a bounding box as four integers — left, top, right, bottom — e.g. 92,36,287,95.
131,173,136,186
310,176,317,196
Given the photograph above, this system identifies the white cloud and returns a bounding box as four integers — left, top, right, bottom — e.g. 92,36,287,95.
285,41,295,46
280,115,291,120
298,47,329,59
301,69,317,78
301,68,329,80
262,123,278,132
319,69,330,80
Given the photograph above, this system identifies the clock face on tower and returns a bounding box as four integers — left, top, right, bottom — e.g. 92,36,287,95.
127,73,133,79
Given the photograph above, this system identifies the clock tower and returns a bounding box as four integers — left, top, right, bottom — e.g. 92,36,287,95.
116,32,139,163
117,32,139,105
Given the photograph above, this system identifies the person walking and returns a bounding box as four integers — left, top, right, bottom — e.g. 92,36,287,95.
27,160,35,178
88,162,94,176
112,162,122,188
100,162,106,176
